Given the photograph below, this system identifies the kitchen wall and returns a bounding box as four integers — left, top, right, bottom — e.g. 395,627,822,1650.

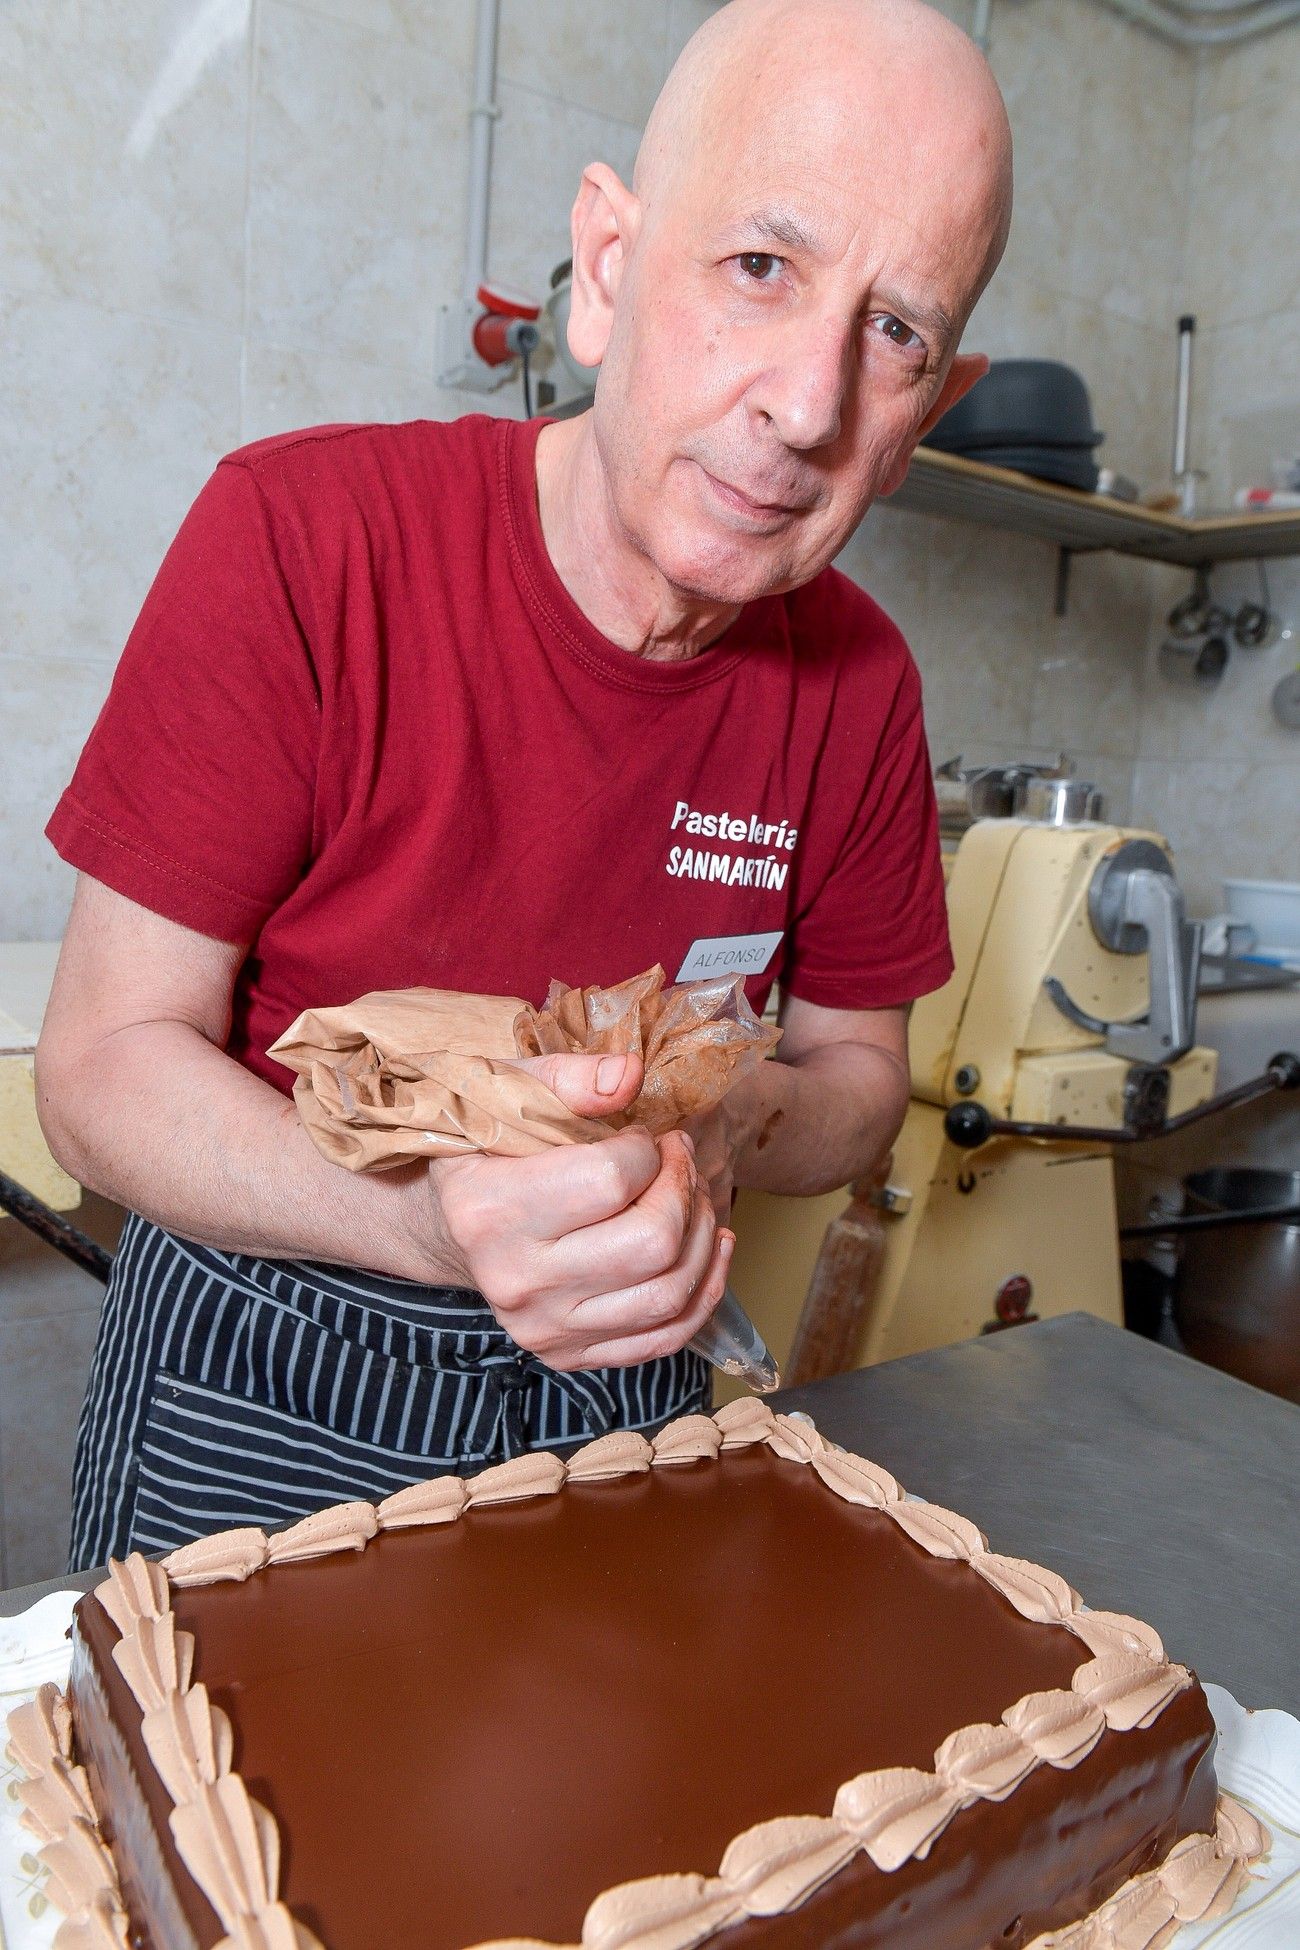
1130,33,1300,914
1,0,1296,944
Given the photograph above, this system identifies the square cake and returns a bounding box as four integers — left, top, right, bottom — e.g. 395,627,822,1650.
9,1399,1264,1950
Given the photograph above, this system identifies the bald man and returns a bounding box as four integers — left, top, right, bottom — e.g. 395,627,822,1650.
39,0,1012,1564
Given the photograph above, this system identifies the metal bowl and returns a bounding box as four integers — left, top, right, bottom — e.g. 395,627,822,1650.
1015,777,1104,825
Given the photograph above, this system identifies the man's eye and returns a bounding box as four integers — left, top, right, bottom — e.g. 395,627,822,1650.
738,252,782,282
874,314,923,350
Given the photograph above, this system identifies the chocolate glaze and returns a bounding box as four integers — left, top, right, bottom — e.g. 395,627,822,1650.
71,1447,1217,1950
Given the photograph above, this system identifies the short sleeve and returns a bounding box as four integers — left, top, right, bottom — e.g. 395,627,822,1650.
46,461,321,942
782,654,953,1011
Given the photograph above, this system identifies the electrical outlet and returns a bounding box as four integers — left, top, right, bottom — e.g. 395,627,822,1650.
436,298,515,394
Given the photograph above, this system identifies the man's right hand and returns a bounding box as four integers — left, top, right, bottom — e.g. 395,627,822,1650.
38,878,730,1372
427,1051,734,1371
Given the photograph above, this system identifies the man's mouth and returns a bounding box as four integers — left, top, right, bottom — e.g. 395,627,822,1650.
696,465,813,522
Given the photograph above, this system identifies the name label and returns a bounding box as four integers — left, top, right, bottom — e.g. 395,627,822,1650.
676,932,783,984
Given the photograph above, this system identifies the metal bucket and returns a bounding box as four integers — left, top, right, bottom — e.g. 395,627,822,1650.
1173,1168,1300,1402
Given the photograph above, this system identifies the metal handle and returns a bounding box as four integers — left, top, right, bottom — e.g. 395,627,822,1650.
1045,841,1202,1068
0,1169,112,1282
944,1051,1300,1151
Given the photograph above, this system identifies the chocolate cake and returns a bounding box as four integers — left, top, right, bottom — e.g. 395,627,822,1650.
8,1400,1265,1950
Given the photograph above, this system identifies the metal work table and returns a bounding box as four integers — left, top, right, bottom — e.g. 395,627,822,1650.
778,1314,1299,1716
3,1314,1296,1713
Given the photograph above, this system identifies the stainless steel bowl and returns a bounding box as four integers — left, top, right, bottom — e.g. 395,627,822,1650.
1015,776,1104,825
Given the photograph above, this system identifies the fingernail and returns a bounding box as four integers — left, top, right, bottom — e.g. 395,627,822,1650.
679,1131,696,1159
721,1233,735,1260
596,1055,625,1094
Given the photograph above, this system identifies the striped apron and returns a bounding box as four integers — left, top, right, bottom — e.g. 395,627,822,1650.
68,1212,709,1570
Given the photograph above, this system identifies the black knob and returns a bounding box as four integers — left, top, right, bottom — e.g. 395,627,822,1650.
1268,1051,1300,1091
945,1101,994,1150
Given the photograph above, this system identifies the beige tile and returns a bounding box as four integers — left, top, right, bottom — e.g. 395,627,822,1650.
984,0,1092,300
962,271,1071,363
1063,305,1173,495
487,81,643,302
240,341,525,442
1195,32,1296,123
1029,553,1158,759
500,0,670,128
1130,758,1300,915
247,1,468,368
0,1307,102,1585
836,505,940,646
1067,12,1194,331
282,0,473,45
1185,93,1300,328
0,292,241,669
913,524,1052,750
0,657,114,940
0,0,250,330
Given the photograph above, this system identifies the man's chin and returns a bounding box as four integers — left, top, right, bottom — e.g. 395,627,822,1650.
649,527,807,608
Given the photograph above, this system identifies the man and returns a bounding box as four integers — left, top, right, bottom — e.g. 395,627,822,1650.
37,0,1012,1566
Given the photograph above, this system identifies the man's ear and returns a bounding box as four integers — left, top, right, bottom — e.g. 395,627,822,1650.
877,352,989,496
566,163,641,371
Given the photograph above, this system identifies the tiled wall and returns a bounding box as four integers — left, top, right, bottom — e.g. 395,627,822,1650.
1130,33,1300,914
1,0,1295,944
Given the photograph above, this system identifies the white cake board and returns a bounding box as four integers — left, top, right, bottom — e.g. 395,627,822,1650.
0,1594,1295,1948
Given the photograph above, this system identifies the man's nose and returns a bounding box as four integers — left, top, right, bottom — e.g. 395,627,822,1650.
750,314,854,451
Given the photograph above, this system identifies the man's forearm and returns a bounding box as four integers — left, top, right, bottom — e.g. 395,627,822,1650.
37,1020,458,1282
730,1042,910,1197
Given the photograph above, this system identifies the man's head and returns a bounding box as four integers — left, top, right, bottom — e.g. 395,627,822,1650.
565,0,1012,607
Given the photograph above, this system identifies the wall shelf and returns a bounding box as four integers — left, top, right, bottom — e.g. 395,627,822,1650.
888,447,1300,571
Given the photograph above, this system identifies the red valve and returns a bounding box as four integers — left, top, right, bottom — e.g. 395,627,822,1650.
472,283,542,367
475,282,540,321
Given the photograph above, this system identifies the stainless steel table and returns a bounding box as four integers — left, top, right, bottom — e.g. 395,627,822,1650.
777,1313,1299,1715
3,1314,1296,1713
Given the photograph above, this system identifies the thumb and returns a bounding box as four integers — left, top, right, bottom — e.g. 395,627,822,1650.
507,1049,645,1117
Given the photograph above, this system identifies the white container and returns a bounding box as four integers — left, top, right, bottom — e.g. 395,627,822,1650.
1223,878,1300,957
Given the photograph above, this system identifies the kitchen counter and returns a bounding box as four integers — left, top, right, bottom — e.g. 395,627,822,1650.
3,1314,1295,1711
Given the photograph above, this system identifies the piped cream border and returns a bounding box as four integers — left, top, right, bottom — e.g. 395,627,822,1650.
4,1400,1269,1950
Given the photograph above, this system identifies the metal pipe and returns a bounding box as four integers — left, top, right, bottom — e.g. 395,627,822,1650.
1121,1204,1300,1239
0,1170,113,1284
1176,0,1289,12
462,0,501,303
1090,0,1300,41
1173,314,1194,483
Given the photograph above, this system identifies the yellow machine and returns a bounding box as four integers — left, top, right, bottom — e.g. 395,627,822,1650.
729,805,1217,1373
0,942,80,1222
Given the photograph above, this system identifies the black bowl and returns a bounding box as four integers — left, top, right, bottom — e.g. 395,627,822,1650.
923,359,1103,454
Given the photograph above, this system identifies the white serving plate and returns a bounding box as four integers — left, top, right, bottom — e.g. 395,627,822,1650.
0,1595,1296,1948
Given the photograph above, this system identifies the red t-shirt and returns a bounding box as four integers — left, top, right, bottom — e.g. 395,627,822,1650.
48,415,952,1094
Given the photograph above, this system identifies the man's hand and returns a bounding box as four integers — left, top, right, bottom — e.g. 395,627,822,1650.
430,1051,734,1371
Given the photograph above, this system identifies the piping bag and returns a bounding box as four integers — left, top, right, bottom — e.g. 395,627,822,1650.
691,1286,781,1393
270,965,784,1394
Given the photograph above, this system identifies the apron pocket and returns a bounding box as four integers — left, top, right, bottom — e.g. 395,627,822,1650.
131,1362,495,1552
